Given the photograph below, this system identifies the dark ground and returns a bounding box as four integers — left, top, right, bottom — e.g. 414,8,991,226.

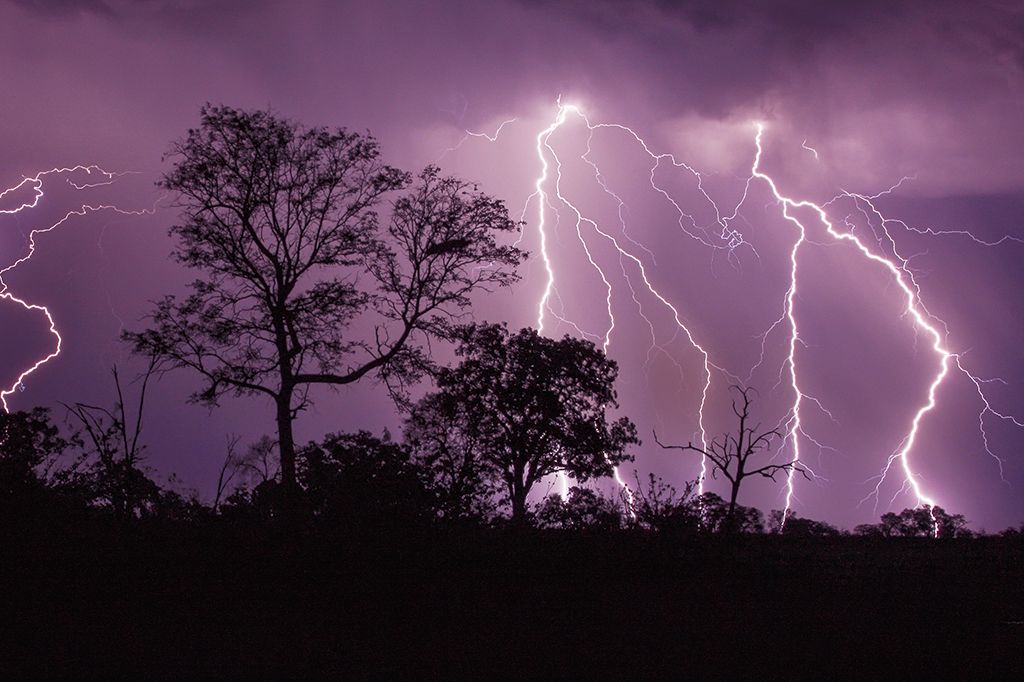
3,519,1022,678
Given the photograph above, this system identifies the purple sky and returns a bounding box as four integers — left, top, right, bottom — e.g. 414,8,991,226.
1,0,1022,530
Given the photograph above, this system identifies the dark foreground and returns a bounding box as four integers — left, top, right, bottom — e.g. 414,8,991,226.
3,520,1022,678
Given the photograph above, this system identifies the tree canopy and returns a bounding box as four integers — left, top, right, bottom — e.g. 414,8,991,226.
126,105,524,496
406,323,638,522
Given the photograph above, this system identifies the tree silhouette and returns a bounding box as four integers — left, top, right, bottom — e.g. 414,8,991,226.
769,510,841,537
406,324,638,523
299,431,433,528
404,390,498,522
535,486,623,532
0,408,67,502
213,434,279,513
855,506,970,538
126,105,524,504
62,363,163,521
625,472,700,535
655,385,804,533
696,491,765,534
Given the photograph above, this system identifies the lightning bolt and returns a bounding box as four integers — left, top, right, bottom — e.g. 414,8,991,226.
800,140,820,161
839,188,1023,491
751,124,1023,534
437,117,518,162
441,101,1023,533
1,166,154,412
529,101,759,511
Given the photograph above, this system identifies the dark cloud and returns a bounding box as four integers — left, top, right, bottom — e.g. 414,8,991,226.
9,0,113,16
9,0,276,30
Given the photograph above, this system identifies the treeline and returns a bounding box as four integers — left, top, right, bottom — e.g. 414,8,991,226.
3,402,1018,539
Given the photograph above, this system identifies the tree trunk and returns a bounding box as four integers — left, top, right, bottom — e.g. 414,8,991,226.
510,464,528,524
727,480,741,533
276,387,298,514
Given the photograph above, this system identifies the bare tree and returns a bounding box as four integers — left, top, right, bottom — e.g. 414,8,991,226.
213,434,243,513
214,434,279,512
626,472,699,534
654,385,805,532
63,361,158,520
125,105,524,503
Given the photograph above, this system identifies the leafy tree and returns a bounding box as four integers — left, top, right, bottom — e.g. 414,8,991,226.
218,479,285,523
0,408,67,500
535,486,623,532
126,105,524,502
930,507,970,538
999,524,1024,538
655,385,804,533
404,391,498,522
853,523,885,538
406,324,638,523
769,510,841,537
860,506,969,538
298,431,434,527
697,492,764,534
214,434,279,512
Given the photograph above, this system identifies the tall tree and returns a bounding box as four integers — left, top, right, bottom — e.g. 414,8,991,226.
655,385,804,532
126,105,523,497
406,324,638,523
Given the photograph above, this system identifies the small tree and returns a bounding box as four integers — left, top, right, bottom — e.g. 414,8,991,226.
126,105,524,502
299,431,434,527
697,492,764,534
853,522,885,538
862,506,969,538
214,434,279,512
0,408,67,500
769,510,841,537
626,472,700,535
62,364,162,521
655,385,804,533
535,486,623,532
405,391,498,522
406,324,638,523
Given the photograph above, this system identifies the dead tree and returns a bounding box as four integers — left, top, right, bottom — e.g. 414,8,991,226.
62,360,157,520
654,385,806,532
213,434,279,512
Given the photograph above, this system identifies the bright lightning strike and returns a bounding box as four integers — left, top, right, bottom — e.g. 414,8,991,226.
801,139,820,161
437,118,518,162
751,124,946,522
838,189,1024,491
751,124,1024,534
0,166,153,412
442,100,1023,532
529,101,754,509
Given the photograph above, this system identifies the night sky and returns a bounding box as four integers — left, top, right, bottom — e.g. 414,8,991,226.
2,0,1023,530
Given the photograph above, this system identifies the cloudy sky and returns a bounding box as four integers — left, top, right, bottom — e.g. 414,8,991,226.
2,0,1023,529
